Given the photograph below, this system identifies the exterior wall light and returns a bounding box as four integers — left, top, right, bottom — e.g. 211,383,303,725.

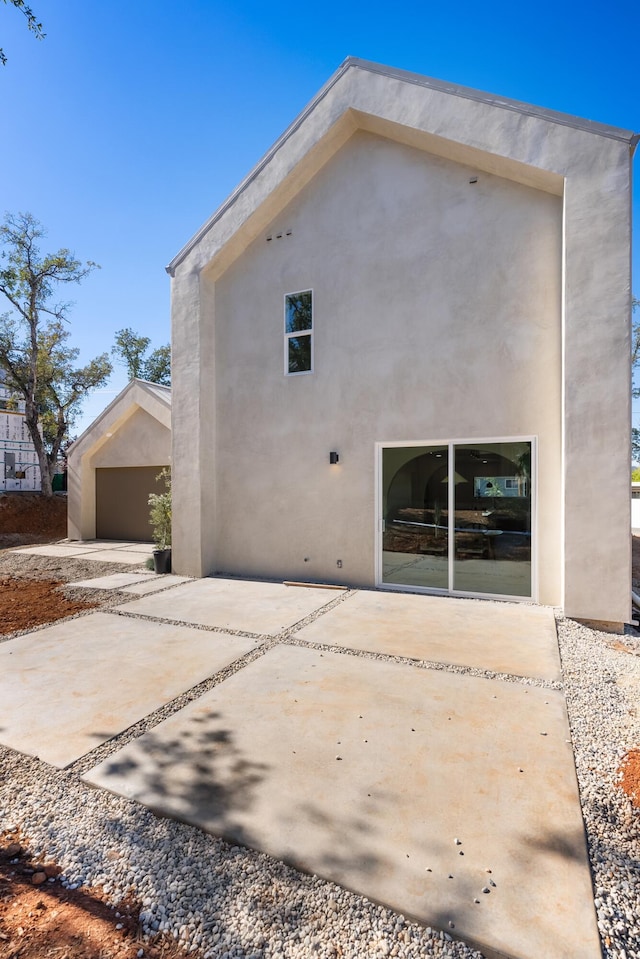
329,451,339,465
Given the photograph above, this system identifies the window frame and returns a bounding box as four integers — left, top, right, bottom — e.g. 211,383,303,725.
284,289,314,376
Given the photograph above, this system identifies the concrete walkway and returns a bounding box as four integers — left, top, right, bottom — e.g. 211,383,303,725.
0,575,600,959
15,540,154,565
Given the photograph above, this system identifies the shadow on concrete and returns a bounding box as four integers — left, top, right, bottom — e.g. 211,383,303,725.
97,710,269,849
279,797,387,879
82,723,408,954
95,715,395,893
521,825,590,863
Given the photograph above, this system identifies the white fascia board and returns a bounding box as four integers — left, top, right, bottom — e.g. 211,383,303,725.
348,58,639,143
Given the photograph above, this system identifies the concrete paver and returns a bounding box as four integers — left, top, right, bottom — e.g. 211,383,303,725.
67,541,140,549
73,573,156,590
0,612,259,767
15,544,101,557
85,643,599,959
296,590,561,681
116,577,340,634
116,543,157,553
122,575,192,595
17,541,154,564
77,548,151,565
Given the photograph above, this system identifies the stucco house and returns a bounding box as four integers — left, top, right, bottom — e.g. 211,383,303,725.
167,58,637,630
67,379,171,542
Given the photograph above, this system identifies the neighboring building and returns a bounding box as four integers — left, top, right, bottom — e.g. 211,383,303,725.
0,378,41,492
67,379,171,542
167,58,637,630
632,482,640,531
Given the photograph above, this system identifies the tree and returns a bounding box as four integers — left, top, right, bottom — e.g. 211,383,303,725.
0,212,112,497
1,0,45,65
112,327,171,385
632,297,640,462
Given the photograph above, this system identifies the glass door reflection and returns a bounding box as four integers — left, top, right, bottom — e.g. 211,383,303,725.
453,442,532,596
382,446,449,590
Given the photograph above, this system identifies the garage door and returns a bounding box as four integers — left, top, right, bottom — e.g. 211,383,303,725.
96,466,168,542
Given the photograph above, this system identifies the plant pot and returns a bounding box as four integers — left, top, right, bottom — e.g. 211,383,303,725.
153,548,172,574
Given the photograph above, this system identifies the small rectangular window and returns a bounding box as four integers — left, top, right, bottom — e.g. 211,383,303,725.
285,290,313,375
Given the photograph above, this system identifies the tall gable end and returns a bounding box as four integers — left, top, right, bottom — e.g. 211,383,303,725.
167,58,636,279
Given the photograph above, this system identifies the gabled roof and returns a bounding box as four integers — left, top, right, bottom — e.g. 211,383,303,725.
167,57,638,278
68,378,171,459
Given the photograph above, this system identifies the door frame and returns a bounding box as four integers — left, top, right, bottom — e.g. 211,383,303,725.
374,436,538,603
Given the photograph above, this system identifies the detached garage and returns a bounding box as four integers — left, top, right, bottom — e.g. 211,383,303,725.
67,379,171,543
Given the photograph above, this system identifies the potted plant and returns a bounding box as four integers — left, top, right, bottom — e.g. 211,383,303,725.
148,467,172,573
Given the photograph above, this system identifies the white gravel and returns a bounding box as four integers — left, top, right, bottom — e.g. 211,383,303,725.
556,617,640,959
0,605,638,958
0,746,484,959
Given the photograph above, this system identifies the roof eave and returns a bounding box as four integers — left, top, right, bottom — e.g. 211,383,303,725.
166,56,639,277
66,379,171,455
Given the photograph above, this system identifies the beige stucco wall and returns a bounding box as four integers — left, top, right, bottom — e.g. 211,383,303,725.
68,385,171,541
170,62,633,625
187,131,563,604
91,408,169,468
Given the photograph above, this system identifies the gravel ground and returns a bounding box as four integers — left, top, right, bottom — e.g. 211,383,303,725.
0,548,151,583
556,617,640,959
0,553,638,958
0,753,484,959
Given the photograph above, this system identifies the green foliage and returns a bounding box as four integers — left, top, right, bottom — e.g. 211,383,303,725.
632,467,640,482
144,343,171,385
0,212,112,495
1,0,45,65
112,327,171,386
148,467,171,550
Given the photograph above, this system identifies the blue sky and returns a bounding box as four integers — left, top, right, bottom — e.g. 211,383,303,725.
1,0,639,435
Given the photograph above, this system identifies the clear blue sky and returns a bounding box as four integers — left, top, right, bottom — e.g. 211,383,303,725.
1,0,639,435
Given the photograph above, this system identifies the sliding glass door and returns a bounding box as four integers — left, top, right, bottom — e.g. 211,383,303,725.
381,446,449,590
381,440,533,599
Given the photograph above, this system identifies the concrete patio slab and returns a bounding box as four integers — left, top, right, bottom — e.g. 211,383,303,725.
116,577,339,634
296,590,561,682
73,572,155,590
85,644,598,959
0,612,259,768
116,543,156,553
66,541,139,549
122,575,192,595
78,548,151,565
16,542,153,564
84,549,151,566
15,544,100,557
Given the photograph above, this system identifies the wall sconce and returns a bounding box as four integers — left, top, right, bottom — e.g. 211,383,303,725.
329,451,339,465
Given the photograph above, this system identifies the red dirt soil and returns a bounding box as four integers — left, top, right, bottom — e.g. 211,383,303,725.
0,493,67,550
618,749,640,809
0,578,98,634
0,835,190,959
